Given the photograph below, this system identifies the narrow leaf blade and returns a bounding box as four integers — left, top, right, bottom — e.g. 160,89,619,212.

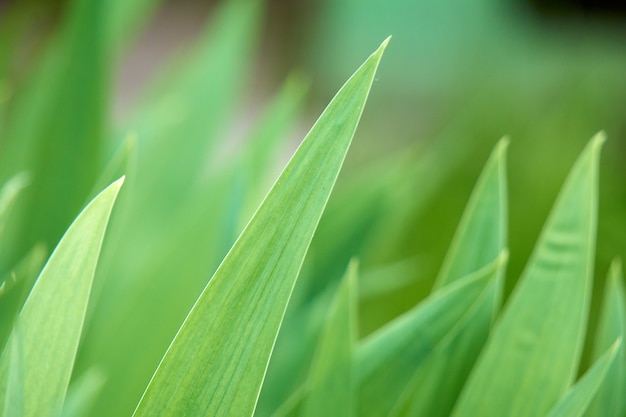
452,133,604,417
131,38,389,417
0,178,123,417
358,255,506,417
434,137,508,289
584,259,626,417
301,260,357,417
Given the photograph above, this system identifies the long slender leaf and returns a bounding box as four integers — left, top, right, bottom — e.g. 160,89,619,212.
0,178,123,417
301,260,357,417
584,259,625,417
547,340,621,417
452,133,604,417
434,137,508,289
358,254,506,417
131,38,388,417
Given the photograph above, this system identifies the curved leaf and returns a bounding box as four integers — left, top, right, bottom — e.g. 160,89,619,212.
0,178,123,417
131,38,389,417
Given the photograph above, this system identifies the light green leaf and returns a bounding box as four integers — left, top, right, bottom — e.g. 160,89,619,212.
131,38,389,417
452,133,604,417
547,339,621,417
434,137,508,289
0,178,123,417
301,260,357,417
584,259,625,417
358,254,506,417
2,324,23,417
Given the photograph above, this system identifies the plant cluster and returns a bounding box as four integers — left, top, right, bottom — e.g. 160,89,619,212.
0,1,623,417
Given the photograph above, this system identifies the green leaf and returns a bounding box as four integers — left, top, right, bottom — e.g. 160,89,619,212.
452,133,604,417
434,137,508,289
58,368,106,417
77,3,265,415
301,260,358,417
584,259,625,417
0,245,47,350
2,324,23,417
0,0,111,256
131,38,389,417
547,340,621,417
0,178,123,417
357,254,506,417
391,257,507,417
388,139,508,417
0,173,29,240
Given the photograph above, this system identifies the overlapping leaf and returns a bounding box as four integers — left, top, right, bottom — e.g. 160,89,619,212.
301,261,357,417
358,254,506,417
584,260,625,417
452,133,604,417
547,340,621,417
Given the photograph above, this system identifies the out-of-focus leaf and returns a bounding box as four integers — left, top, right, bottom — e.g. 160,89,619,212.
0,173,29,240
547,340,621,417
77,2,264,415
131,38,388,417
452,133,604,417
88,134,136,202
2,325,23,417
301,260,357,417
358,254,506,417
58,368,106,417
0,245,47,350
434,137,508,289
0,0,110,258
0,178,123,417
358,257,425,299
584,260,625,417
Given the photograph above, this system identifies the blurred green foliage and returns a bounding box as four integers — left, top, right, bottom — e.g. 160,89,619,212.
0,0,624,416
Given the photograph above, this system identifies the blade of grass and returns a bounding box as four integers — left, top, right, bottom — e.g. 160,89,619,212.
434,137,508,289
131,38,389,417
452,133,604,417
0,178,123,417
301,260,357,417
547,340,621,417
358,254,506,417
584,260,625,417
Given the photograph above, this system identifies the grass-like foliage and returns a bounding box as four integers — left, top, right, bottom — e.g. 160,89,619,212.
0,1,624,416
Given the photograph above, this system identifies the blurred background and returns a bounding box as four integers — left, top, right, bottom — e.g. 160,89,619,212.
0,0,624,416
